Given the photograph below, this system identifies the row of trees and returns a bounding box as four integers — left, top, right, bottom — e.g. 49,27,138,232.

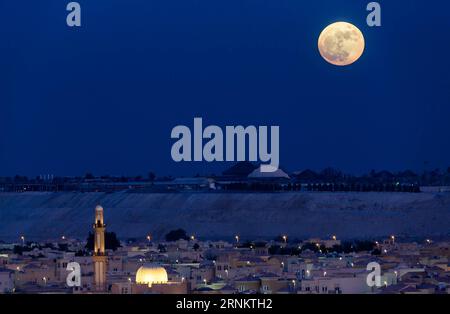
295,167,450,186
222,182,420,193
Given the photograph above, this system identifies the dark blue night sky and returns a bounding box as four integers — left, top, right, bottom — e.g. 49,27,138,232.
1,0,449,177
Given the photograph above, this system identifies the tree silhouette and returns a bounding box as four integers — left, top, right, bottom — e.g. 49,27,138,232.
85,231,121,251
165,229,189,242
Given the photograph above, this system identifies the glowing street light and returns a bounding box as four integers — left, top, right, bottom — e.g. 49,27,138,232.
282,235,287,243
61,235,66,240
20,236,25,246
390,235,395,243
146,235,151,242
332,235,337,241
190,235,195,241
235,235,239,243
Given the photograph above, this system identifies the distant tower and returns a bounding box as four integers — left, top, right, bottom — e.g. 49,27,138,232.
93,205,107,292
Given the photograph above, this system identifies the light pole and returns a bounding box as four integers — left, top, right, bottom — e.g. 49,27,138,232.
20,236,25,246
282,235,287,244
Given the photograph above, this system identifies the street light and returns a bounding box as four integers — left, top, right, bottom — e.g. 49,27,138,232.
282,235,287,243
235,235,239,243
20,236,25,246
146,235,151,243
332,235,337,241
191,235,195,241
390,235,395,243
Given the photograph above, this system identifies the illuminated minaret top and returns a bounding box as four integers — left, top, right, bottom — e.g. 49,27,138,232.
93,205,107,291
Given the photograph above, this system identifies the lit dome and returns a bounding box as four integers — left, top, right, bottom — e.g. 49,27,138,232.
136,265,168,287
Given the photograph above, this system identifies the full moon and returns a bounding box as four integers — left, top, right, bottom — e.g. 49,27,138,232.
318,22,365,66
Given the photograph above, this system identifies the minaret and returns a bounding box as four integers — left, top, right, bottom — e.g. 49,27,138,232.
93,205,107,292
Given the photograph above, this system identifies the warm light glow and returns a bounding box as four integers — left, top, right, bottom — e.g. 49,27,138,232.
332,235,337,241
136,265,168,287
318,22,365,66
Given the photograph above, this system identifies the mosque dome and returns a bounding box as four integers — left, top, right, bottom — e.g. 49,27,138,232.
136,264,168,287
